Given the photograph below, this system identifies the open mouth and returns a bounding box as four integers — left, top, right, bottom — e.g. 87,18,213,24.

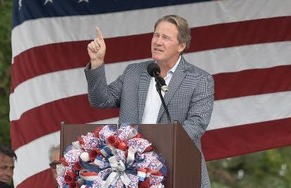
153,47,164,52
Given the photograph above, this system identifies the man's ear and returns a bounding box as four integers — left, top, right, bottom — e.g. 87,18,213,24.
178,43,186,53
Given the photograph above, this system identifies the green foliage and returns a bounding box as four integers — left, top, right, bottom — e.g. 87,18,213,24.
208,146,291,188
0,0,13,145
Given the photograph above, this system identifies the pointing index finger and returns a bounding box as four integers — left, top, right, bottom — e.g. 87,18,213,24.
96,27,104,40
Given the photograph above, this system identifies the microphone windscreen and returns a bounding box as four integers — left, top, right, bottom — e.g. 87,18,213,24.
147,62,160,77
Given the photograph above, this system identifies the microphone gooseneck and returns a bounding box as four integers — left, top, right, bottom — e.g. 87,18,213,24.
146,62,172,123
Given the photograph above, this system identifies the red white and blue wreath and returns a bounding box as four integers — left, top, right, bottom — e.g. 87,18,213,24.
56,124,167,188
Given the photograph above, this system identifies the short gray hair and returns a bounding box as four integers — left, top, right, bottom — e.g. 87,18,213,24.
154,15,191,53
48,145,60,162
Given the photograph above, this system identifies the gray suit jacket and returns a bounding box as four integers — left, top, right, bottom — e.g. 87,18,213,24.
85,56,214,187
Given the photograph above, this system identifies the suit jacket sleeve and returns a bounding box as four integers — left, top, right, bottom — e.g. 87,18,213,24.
84,63,124,108
183,73,214,149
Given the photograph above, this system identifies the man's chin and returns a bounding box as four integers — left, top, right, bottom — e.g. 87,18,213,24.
152,55,163,62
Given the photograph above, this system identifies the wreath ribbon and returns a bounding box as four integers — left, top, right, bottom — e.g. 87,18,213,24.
102,156,131,188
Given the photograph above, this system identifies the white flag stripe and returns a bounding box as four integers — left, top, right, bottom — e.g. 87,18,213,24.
11,0,291,58
9,68,88,121
185,41,291,75
10,41,290,121
9,59,136,121
13,131,60,187
208,91,291,130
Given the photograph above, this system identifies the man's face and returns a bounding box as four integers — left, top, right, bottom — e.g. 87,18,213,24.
151,21,185,64
0,154,15,185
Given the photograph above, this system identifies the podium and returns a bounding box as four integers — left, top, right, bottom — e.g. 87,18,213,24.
60,122,201,188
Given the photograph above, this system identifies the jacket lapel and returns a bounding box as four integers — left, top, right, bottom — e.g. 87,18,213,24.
157,57,187,122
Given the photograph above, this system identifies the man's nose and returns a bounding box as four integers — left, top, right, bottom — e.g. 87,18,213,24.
155,37,163,44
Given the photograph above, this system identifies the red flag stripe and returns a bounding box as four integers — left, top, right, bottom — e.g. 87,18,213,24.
10,95,119,150
11,16,291,91
214,65,291,100
191,16,291,52
11,89,291,150
202,117,291,161
16,169,56,188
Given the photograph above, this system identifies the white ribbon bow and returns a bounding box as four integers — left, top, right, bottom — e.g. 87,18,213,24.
102,156,131,188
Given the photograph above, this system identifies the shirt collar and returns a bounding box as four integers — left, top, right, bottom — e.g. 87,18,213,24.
169,56,181,74
154,56,181,78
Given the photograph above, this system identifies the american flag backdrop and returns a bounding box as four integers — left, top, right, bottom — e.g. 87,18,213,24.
10,0,291,187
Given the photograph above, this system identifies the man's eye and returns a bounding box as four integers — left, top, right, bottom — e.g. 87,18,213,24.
163,36,171,40
153,34,159,38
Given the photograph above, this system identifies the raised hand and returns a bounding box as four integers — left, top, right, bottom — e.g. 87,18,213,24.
87,27,106,69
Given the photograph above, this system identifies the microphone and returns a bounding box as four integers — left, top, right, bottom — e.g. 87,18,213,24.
147,63,168,92
147,62,172,123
